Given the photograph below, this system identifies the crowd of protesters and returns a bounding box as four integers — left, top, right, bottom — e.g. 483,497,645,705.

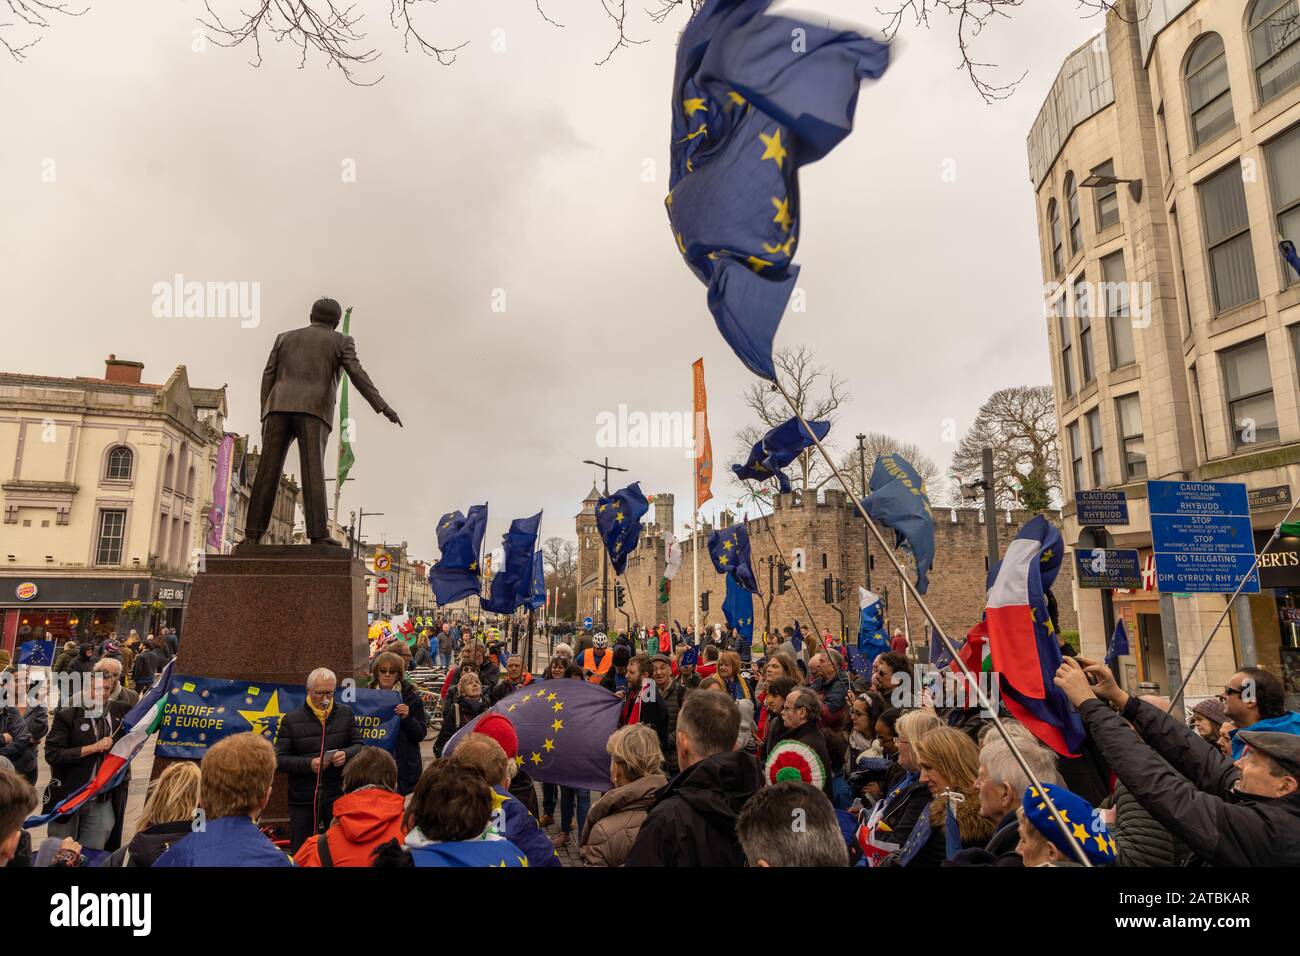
2,611,1298,869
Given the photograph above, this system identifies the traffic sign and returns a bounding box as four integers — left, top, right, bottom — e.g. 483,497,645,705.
1149,480,1259,594
377,577,389,594
374,551,391,572
1074,548,1142,589
1074,490,1129,525
582,616,593,630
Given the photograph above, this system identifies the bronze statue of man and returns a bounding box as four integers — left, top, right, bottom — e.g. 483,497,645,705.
243,297,401,547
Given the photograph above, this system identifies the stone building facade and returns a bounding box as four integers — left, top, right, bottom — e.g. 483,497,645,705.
576,485,1077,647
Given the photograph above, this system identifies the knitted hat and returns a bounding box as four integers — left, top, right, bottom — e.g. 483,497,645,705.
1022,783,1116,865
1191,697,1228,727
473,713,519,760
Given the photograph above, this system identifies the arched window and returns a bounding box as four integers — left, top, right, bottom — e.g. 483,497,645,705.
1065,173,1082,254
1250,0,1300,104
163,452,175,491
185,466,196,498
1186,33,1234,148
1048,199,1063,274
105,446,133,481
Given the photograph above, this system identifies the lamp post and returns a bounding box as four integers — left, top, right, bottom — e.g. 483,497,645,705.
582,456,629,634
856,433,870,591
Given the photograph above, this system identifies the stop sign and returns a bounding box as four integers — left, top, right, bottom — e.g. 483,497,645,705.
377,577,389,594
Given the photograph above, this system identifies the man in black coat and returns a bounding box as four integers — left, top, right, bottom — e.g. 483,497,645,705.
626,690,762,867
244,298,400,546
1056,656,1300,867
777,686,835,798
274,668,364,852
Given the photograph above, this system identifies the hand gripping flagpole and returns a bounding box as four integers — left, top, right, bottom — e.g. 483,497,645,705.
770,378,1092,866
1163,493,1300,715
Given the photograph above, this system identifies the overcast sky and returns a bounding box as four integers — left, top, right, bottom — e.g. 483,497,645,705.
1,1,1102,561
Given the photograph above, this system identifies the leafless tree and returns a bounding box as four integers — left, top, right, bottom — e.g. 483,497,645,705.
949,385,1060,510
0,0,84,62
733,345,849,496
542,535,576,588
833,432,948,506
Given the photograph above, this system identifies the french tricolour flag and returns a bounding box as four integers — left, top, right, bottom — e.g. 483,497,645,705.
984,516,1085,757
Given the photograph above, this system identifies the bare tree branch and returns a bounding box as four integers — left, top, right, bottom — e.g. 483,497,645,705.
876,0,1026,102
535,0,563,29
0,0,85,63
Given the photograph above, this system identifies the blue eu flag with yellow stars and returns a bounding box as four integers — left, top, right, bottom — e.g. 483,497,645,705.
528,550,547,611
732,416,831,492
430,504,488,606
667,0,890,380
860,455,935,594
708,522,759,594
482,511,543,614
723,572,755,656
595,483,650,575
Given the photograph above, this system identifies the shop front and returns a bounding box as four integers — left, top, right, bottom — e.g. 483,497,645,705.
0,575,165,656
1252,529,1300,710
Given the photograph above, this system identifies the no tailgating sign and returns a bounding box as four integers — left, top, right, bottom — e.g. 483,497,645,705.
1148,480,1260,594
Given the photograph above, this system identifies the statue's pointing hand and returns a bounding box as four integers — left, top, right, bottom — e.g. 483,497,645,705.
383,405,403,427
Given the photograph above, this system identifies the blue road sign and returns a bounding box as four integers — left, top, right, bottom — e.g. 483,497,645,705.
582,616,593,630
1149,480,1260,594
1074,548,1142,589
1075,490,1130,525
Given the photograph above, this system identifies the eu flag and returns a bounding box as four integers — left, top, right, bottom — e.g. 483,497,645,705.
1105,618,1130,671
708,522,759,594
443,679,622,792
667,0,890,379
482,512,542,614
857,587,889,668
595,483,650,575
528,550,547,611
430,505,488,606
860,454,935,594
17,638,55,667
723,572,755,656
732,416,831,492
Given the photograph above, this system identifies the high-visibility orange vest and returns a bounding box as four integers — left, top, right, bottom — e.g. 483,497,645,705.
582,648,613,683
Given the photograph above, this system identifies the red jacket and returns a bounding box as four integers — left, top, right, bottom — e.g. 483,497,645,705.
294,787,406,867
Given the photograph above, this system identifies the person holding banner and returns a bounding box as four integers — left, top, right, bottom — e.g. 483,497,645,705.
274,668,365,853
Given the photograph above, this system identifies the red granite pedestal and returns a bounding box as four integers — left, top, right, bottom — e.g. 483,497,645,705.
152,548,370,837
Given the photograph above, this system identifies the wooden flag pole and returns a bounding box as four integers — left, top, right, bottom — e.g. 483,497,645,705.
770,377,1092,867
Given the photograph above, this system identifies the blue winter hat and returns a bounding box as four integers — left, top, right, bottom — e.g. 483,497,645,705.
1021,782,1116,865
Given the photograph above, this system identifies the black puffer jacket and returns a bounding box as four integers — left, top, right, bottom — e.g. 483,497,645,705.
625,750,763,867
1110,781,1188,867
369,679,427,795
1079,697,1300,867
274,703,364,806
104,820,193,867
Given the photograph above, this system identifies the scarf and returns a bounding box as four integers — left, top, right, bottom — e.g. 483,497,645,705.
307,695,333,723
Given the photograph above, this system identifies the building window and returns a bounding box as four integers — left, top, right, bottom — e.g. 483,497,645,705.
1065,172,1082,254
1075,276,1095,385
1101,252,1136,368
1199,163,1259,313
1292,323,1300,374
1048,199,1063,274
1116,394,1147,480
95,509,126,565
1266,123,1300,287
1086,408,1104,487
1068,422,1084,493
1055,296,1076,398
1093,160,1120,230
1185,34,1235,148
1221,337,1280,449
1250,0,1300,105
105,446,133,481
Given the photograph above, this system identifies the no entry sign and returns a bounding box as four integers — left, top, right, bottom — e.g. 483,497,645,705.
377,577,389,594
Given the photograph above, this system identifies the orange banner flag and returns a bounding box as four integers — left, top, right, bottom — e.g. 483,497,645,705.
693,358,713,510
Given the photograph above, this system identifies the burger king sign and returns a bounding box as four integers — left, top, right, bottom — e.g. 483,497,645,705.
15,582,38,601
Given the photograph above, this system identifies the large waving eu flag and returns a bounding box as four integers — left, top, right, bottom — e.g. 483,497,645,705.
430,505,488,606
708,522,759,594
443,679,622,792
667,0,889,380
596,483,650,575
482,512,543,614
732,416,831,492
860,455,935,594
723,572,755,655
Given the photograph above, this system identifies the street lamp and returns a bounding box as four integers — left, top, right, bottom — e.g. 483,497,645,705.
1080,167,1143,203
582,456,628,633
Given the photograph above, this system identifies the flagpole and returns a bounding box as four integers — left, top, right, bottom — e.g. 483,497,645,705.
1163,495,1300,714
692,509,701,640
743,479,827,647
769,377,1092,867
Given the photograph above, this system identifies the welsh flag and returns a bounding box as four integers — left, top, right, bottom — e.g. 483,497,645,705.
949,620,993,675
25,658,175,827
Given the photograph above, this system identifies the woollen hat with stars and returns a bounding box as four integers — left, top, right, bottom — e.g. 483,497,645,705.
1022,782,1116,866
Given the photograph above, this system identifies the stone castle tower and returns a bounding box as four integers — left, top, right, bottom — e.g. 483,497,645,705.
575,483,602,619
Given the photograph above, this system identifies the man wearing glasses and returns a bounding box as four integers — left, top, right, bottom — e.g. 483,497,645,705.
1217,667,1300,760
274,668,364,852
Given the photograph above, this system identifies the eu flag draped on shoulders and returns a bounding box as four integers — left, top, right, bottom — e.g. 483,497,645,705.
406,832,529,868
482,512,542,614
667,0,890,380
984,515,1084,757
708,521,759,593
430,505,488,606
857,587,888,668
723,572,755,657
595,483,650,575
732,416,831,492
860,454,935,594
